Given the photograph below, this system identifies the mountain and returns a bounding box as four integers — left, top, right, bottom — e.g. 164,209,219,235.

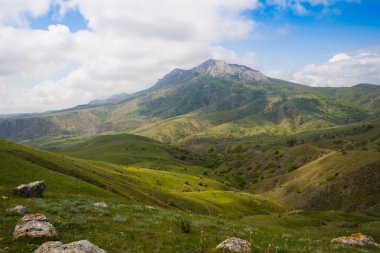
0,59,379,142
153,59,268,90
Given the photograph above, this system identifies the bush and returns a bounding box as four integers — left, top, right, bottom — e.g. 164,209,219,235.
286,164,299,173
286,138,297,147
175,215,192,234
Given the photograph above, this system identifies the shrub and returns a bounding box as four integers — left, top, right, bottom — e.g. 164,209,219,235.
286,164,300,173
175,215,192,234
264,162,276,170
113,214,128,222
326,172,339,181
286,138,297,147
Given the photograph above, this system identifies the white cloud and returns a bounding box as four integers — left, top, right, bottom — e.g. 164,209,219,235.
287,48,380,87
0,0,260,114
328,53,351,63
0,0,51,26
264,0,359,15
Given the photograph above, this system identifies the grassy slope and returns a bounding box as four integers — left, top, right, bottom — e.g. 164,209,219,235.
252,151,380,215
181,119,380,186
59,134,185,167
0,139,280,217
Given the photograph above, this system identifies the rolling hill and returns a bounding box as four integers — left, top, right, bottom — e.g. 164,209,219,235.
0,139,281,217
252,151,380,216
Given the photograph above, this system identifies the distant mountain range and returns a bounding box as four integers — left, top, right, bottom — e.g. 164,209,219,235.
0,59,379,141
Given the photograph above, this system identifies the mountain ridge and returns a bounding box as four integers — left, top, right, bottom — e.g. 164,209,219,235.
0,59,379,141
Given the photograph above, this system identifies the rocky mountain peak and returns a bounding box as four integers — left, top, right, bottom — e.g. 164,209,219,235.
192,59,268,82
153,59,269,90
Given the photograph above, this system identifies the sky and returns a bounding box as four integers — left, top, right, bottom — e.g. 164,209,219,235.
0,0,379,114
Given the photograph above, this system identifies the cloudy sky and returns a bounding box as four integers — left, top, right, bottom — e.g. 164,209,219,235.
0,0,379,114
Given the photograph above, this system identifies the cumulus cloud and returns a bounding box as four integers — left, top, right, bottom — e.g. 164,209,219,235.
0,0,260,114
0,0,50,26
269,48,380,87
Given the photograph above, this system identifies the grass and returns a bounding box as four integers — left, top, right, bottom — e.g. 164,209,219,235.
253,151,380,215
1,197,379,252
0,139,281,217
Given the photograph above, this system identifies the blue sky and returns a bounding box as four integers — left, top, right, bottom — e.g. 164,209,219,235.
0,0,379,113
225,0,380,70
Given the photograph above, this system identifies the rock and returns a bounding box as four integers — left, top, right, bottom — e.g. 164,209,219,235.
313,219,328,227
15,181,46,198
6,205,29,215
94,202,108,208
13,214,59,240
35,240,107,253
1,196,8,200
215,237,251,253
331,233,380,247
340,222,360,228
283,209,303,217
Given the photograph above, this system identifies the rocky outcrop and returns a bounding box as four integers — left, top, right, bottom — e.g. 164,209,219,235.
193,59,268,82
0,117,58,140
6,205,29,215
13,214,59,240
331,233,380,247
94,202,108,208
15,181,46,198
215,237,251,253
35,240,107,253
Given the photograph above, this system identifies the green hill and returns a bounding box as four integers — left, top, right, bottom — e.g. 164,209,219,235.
0,139,280,217
252,151,380,216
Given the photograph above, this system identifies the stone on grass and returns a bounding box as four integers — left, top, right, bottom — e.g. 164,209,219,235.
215,237,251,253
15,181,46,198
331,233,380,247
35,240,107,253
1,196,8,200
6,205,29,215
283,209,303,217
94,202,108,208
13,213,59,240
340,222,360,228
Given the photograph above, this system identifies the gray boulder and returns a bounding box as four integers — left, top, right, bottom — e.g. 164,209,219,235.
15,181,46,198
6,205,29,215
215,237,251,253
13,214,59,240
94,202,108,208
331,233,380,248
35,240,107,253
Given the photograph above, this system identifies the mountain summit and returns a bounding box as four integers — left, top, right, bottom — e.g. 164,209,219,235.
154,59,268,89
193,59,268,82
